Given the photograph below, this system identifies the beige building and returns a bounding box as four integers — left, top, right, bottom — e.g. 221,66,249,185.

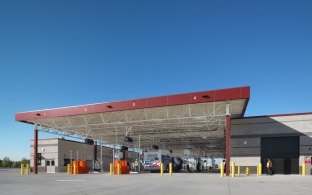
30,138,113,173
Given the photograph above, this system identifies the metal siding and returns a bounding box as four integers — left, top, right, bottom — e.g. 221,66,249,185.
167,94,190,105
16,86,250,122
125,99,147,110
215,88,240,101
146,96,168,108
189,92,215,104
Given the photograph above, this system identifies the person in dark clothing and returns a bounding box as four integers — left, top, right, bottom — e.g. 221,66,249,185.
196,162,201,172
186,164,192,173
223,159,226,173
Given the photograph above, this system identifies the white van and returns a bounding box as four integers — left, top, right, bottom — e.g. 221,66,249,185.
143,150,182,172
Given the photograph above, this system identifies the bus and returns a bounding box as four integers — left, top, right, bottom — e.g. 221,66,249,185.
143,150,183,172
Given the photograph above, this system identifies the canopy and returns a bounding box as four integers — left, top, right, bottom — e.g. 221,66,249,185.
16,86,250,157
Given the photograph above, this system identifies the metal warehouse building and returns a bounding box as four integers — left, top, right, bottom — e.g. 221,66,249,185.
15,86,312,175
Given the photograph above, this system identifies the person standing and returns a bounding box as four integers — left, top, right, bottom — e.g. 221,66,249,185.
134,159,139,172
266,159,273,175
186,164,192,173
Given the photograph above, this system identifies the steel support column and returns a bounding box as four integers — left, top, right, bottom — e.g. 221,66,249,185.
225,114,231,176
94,141,97,160
34,128,38,174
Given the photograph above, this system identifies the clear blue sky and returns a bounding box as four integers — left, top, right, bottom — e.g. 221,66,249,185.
0,0,311,160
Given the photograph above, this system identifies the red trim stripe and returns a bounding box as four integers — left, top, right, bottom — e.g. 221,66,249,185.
16,86,250,122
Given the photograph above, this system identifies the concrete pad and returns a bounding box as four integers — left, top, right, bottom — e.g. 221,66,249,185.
0,169,311,195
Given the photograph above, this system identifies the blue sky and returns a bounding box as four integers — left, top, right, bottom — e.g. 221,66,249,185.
0,0,311,160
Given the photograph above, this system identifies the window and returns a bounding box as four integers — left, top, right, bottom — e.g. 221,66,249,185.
47,160,50,166
51,161,55,166
146,153,158,161
64,159,71,166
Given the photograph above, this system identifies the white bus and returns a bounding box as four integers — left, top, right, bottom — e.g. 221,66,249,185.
143,150,182,172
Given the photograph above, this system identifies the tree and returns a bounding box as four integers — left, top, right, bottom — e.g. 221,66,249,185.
0,159,2,167
21,158,30,165
12,161,20,168
2,157,11,168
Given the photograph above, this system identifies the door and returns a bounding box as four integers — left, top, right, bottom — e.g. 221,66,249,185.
261,136,299,174
46,160,56,173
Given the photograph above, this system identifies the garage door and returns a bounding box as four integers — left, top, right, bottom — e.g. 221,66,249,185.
261,136,299,174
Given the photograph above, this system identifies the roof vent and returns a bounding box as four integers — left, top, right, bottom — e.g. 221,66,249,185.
202,94,210,98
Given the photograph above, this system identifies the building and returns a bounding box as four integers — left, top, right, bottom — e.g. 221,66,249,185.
30,138,113,173
17,86,312,175
231,113,312,174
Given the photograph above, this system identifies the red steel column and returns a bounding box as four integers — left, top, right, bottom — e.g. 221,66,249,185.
34,128,38,174
94,141,97,160
225,114,231,176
